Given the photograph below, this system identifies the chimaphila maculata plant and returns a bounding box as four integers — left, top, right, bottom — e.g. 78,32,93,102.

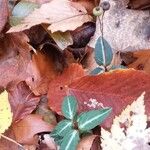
49,95,112,150
91,1,125,75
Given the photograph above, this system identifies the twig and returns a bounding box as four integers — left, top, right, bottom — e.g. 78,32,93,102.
0,134,25,150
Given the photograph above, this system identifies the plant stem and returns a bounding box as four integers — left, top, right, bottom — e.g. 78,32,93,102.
0,134,25,150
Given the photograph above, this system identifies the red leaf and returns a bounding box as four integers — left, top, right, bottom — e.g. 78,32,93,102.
48,63,85,114
8,81,40,122
0,33,32,88
0,0,8,32
69,69,150,129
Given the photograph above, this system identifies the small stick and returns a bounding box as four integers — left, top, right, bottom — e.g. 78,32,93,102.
0,134,25,150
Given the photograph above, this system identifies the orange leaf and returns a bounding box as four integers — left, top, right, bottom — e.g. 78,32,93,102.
12,114,54,145
48,63,85,114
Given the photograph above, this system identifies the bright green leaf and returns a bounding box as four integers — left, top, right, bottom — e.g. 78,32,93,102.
60,130,80,150
10,1,39,26
77,108,112,131
51,120,73,137
62,96,77,120
90,67,104,75
95,37,113,67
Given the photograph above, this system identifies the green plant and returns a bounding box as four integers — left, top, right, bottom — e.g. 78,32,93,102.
50,95,112,150
91,2,126,75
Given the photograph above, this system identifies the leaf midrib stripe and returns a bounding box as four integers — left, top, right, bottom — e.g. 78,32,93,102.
79,110,110,129
65,131,77,150
67,97,72,118
58,122,71,134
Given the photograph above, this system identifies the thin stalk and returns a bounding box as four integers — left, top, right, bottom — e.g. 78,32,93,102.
0,134,25,150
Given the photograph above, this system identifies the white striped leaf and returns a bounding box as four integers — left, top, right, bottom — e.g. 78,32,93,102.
51,120,73,137
62,96,77,120
77,108,112,131
60,130,80,150
90,67,104,75
95,37,113,67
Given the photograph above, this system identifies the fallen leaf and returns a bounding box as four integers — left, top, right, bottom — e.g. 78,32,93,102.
121,50,150,74
8,0,92,33
0,128,18,150
0,0,8,32
128,0,150,9
26,43,65,95
36,95,57,125
49,30,73,50
8,81,40,122
88,0,150,51
0,32,31,88
68,69,150,129
101,92,150,150
0,91,13,134
12,114,54,145
48,63,85,114
77,135,97,150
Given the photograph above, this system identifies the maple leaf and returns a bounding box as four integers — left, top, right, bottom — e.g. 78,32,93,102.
0,91,13,134
101,92,150,150
8,0,92,33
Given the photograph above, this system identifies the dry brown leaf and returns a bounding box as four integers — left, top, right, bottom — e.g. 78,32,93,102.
0,0,8,32
128,0,150,9
0,128,18,150
0,32,32,88
12,114,54,145
8,0,92,33
8,81,40,122
127,50,150,73
26,44,65,95
77,135,97,150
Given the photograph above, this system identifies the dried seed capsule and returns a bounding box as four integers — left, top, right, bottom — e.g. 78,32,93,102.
100,1,110,11
93,6,103,17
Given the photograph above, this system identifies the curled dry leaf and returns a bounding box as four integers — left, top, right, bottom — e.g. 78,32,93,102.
26,43,65,95
0,0,8,32
12,114,54,145
8,81,40,122
48,63,85,114
121,50,150,74
128,0,150,9
0,32,32,88
68,69,150,129
8,0,92,33
77,135,98,150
